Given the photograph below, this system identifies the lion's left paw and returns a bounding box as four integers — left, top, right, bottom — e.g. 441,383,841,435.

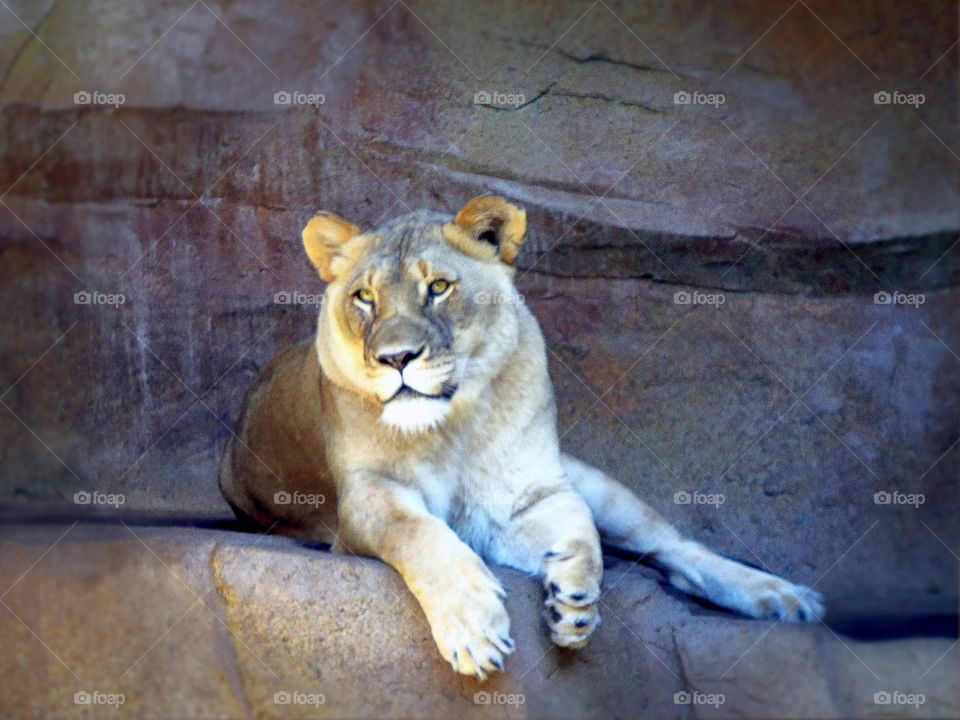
544,596,601,648
736,575,825,623
668,554,825,624
543,576,602,648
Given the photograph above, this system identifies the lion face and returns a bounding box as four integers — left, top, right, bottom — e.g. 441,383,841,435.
302,197,528,433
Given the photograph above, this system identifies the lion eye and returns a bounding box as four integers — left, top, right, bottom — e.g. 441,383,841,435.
428,279,451,297
355,288,375,305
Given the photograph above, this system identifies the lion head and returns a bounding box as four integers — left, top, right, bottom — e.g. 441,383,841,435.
302,196,529,433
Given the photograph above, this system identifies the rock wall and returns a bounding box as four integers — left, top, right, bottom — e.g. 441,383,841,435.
0,0,957,601
2,522,956,719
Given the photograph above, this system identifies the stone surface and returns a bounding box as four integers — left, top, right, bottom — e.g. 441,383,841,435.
0,521,956,719
0,0,957,609
1,1,957,249
0,523,246,719
674,620,840,718
534,276,960,600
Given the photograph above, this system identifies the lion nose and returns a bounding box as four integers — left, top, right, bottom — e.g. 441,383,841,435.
377,346,424,371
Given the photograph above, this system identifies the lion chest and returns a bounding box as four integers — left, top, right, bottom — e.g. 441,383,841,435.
413,456,531,557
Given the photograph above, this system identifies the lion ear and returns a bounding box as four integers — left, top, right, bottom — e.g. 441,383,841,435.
302,212,362,282
448,196,527,266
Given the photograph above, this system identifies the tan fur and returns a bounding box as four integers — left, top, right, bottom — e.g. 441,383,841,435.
447,195,527,265
220,197,824,680
302,212,364,282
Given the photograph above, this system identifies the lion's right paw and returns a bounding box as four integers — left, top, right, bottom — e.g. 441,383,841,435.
424,569,514,680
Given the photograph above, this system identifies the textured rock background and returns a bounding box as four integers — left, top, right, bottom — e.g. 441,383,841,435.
1,522,956,719
0,0,957,687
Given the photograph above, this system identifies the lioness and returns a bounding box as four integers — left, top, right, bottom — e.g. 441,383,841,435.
219,196,824,679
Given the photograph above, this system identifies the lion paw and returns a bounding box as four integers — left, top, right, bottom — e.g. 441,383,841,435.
543,574,601,648
678,560,825,623
544,596,601,648
424,565,514,680
739,576,825,623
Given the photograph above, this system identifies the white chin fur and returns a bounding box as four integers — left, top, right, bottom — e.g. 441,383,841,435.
381,395,451,434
